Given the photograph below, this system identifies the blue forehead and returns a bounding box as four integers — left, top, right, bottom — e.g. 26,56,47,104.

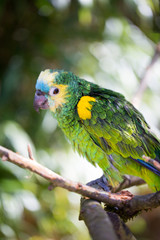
35,80,50,93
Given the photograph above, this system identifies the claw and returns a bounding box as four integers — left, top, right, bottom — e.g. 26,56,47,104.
87,175,111,192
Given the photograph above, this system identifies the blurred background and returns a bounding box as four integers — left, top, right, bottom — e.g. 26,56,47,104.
0,0,160,239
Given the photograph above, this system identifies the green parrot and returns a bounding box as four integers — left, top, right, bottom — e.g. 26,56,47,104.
34,69,160,192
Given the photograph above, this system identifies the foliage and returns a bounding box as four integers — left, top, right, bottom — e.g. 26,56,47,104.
0,0,160,239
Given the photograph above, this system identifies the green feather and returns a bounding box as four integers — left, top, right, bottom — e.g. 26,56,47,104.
35,69,160,191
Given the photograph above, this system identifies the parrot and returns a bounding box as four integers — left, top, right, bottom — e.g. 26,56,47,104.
34,69,160,192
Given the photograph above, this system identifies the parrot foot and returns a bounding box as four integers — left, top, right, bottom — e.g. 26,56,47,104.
87,175,111,192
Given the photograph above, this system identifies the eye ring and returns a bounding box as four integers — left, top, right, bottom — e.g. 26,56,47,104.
49,87,60,96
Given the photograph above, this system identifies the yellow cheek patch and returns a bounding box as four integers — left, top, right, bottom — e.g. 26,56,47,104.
77,96,96,120
50,84,69,112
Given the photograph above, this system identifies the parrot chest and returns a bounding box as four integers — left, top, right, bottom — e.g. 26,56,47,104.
57,112,109,168
56,110,127,187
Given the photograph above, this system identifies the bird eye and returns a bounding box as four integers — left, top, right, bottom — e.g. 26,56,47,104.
49,87,60,96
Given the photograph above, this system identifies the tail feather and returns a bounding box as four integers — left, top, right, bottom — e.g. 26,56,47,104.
134,158,160,177
155,148,160,162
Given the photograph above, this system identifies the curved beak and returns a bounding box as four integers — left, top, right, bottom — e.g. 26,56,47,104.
34,90,49,112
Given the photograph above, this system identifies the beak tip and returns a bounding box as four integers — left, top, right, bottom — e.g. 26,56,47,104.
34,106,40,113
33,90,49,112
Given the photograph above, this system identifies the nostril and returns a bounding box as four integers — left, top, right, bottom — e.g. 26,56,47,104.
36,90,43,96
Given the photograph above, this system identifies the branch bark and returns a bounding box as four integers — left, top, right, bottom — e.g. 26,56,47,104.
0,145,160,220
80,198,119,240
80,198,137,240
115,175,145,192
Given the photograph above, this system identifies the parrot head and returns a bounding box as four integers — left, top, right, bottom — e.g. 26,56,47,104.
34,69,85,113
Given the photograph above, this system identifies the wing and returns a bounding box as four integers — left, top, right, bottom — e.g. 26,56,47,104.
78,92,160,173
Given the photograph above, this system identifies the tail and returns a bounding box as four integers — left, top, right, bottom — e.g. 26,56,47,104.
134,157,160,177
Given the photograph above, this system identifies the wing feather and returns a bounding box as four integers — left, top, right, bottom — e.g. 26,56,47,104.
81,93,160,172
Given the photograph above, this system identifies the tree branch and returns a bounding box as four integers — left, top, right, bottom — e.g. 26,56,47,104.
0,145,132,203
0,145,160,221
142,155,160,171
80,198,137,240
115,175,145,192
79,198,119,240
132,42,160,107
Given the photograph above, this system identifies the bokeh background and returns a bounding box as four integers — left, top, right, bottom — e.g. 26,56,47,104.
0,0,160,239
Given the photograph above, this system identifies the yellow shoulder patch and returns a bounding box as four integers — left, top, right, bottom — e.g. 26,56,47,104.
77,96,96,120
